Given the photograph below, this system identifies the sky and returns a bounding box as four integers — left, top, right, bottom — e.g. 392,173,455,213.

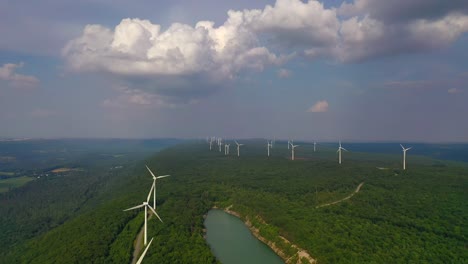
1,0,467,142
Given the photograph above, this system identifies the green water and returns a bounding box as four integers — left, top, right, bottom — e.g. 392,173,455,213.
204,209,285,264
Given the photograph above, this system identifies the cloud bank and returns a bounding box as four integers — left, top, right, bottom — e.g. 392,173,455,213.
0,63,39,88
63,0,468,104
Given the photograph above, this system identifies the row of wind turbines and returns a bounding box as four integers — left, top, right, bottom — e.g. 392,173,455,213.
118,139,411,263
123,166,170,264
207,137,413,170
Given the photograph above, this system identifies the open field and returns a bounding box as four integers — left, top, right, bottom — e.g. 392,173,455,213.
50,167,83,173
0,176,34,193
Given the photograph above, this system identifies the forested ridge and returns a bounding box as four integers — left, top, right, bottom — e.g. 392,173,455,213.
1,141,467,263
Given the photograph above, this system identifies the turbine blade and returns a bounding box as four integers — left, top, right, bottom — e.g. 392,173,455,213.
400,144,404,150
136,237,154,264
147,183,154,203
406,147,412,151
146,165,156,179
156,175,170,179
148,205,163,223
342,148,348,152
123,204,145,211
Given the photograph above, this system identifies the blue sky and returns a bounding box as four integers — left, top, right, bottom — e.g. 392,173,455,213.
1,0,467,141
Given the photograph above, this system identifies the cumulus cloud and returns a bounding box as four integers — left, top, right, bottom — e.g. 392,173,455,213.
307,100,329,113
63,17,285,78
277,68,291,78
336,1,468,62
63,0,468,103
245,0,340,48
0,62,39,88
338,0,468,22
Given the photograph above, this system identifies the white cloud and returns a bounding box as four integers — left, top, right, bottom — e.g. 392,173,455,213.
335,1,468,62
277,68,291,78
307,100,329,113
335,13,468,62
62,0,468,103
245,0,340,47
0,62,39,87
62,17,285,79
338,0,468,22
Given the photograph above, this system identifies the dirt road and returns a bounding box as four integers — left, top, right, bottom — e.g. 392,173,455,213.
316,182,365,208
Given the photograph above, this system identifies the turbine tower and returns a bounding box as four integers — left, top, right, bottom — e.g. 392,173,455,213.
314,142,317,152
146,165,170,209
291,144,299,160
224,144,230,155
400,144,412,170
235,141,244,157
209,138,213,150
337,141,348,164
123,185,163,246
218,138,223,152
267,140,273,157
136,237,154,264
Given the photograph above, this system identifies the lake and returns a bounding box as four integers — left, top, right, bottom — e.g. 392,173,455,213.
204,209,285,264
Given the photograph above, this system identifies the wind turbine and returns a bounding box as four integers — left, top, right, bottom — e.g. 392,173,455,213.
224,144,230,155
218,138,223,152
146,165,170,209
400,144,412,170
337,141,348,164
313,142,317,152
209,138,213,150
123,185,163,246
291,144,299,160
136,237,154,264
267,140,273,157
235,141,243,157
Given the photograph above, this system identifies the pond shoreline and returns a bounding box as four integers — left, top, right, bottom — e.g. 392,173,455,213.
208,205,316,264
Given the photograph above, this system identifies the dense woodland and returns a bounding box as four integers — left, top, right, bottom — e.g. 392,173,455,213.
0,140,467,263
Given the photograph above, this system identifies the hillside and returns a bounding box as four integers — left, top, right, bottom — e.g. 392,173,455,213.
1,141,467,263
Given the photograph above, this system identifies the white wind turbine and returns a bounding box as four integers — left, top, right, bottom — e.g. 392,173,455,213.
291,144,299,160
314,142,317,152
400,144,412,170
146,165,170,209
224,144,230,155
235,141,244,157
209,138,213,150
219,138,223,152
136,237,154,264
337,141,348,164
123,185,163,246
267,140,273,157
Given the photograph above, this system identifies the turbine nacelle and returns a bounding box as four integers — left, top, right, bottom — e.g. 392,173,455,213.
400,144,412,152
